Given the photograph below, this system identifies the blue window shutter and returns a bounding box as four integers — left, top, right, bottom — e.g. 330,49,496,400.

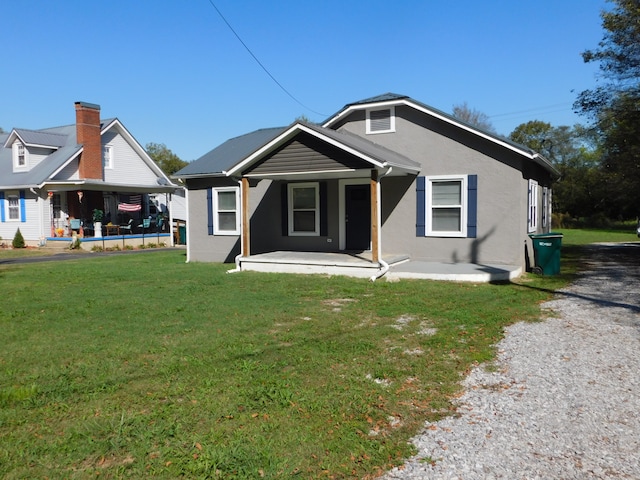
19,190,26,222
0,192,5,223
320,182,328,236
206,188,214,235
281,183,288,236
416,176,425,236
467,175,477,238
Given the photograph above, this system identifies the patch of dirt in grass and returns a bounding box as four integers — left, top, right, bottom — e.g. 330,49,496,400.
322,298,357,312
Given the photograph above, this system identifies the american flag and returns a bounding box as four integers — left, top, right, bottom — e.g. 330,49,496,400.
118,194,142,212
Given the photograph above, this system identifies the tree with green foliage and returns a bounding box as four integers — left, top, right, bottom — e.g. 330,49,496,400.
575,0,640,219
146,143,188,176
12,229,25,248
510,121,602,219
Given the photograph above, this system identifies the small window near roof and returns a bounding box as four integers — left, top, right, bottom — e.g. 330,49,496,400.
103,145,113,169
366,107,395,134
12,141,28,170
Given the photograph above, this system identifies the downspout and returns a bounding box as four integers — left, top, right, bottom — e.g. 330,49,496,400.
370,167,393,282
227,177,244,273
184,187,191,263
30,188,45,245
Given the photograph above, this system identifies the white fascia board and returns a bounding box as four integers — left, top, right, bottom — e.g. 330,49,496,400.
401,100,540,160
102,119,177,186
322,99,402,128
324,98,545,164
224,123,386,177
47,149,83,180
244,168,357,178
3,130,20,148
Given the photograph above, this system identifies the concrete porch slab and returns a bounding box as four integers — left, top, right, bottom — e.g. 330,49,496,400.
236,251,521,282
388,261,522,283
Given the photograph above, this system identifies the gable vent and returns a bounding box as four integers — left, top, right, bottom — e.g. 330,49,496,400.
367,107,395,134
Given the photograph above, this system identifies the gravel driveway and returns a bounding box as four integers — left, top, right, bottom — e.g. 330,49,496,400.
383,242,640,479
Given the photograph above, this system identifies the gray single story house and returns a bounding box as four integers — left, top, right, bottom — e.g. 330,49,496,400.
174,93,558,281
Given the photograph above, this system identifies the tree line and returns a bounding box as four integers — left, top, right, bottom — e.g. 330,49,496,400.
455,0,639,227
148,1,638,227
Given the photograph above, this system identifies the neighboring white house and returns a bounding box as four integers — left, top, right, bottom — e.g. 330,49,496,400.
0,102,180,246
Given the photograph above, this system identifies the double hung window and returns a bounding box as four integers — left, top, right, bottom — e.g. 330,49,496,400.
528,179,539,232
426,176,467,237
288,183,319,236
212,187,240,235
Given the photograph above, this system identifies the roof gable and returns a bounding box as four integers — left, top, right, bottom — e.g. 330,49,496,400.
3,128,68,149
323,93,559,177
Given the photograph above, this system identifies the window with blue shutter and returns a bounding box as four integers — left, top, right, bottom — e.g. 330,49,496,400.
206,188,214,235
417,175,477,238
20,190,26,222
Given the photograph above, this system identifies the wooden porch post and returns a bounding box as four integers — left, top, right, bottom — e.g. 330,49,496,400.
370,169,379,263
241,177,250,257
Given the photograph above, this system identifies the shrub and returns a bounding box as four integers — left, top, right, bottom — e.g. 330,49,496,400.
12,229,25,248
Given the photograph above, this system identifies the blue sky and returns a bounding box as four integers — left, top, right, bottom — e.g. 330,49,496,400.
1,0,607,162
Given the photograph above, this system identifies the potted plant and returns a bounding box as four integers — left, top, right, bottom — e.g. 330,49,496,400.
92,209,104,238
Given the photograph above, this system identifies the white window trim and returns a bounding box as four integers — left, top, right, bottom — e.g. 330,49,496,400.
103,145,114,169
366,106,396,134
12,141,28,170
5,192,21,222
528,179,539,233
288,182,320,236
425,175,467,238
212,186,240,235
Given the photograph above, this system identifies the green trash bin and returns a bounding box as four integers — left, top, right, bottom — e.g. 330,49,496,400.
178,225,186,245
529,232,563,275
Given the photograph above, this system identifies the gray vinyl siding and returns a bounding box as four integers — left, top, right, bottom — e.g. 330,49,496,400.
247,133,370,176
103,133,157,185
53,158,80,180
0,190,43,243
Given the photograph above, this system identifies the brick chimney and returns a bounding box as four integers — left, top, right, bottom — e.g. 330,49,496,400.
75,101,103,180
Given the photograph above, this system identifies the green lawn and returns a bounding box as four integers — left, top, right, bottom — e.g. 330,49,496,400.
0,230,629,478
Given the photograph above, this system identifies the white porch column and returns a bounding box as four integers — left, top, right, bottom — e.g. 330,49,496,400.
370,169,380,263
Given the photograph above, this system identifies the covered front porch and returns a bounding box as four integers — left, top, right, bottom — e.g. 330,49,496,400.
234,251,521,282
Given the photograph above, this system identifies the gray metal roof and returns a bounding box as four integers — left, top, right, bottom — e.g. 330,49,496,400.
13,128,68,148
0,118,149,189
175,121,422,179
174,127,287,177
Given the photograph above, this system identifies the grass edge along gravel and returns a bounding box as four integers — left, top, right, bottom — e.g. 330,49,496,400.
0,236,603,479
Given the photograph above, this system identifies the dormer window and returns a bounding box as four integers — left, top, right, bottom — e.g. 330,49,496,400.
366,106,395,134
103,145,113,169
12,141,28,170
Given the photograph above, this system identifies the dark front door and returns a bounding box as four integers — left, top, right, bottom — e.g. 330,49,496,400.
345,184,371,251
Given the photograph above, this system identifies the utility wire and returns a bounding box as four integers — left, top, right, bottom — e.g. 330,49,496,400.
206,0,328,117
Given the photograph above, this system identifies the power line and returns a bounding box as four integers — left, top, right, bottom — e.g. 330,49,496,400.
206,0,328,117
489,103,574,119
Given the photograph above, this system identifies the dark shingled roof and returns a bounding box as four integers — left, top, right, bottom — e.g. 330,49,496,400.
174,127,287,177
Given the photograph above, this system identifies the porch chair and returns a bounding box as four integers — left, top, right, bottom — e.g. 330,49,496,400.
120,218,134,234
70,218,81,235
138,217,151,245
138,218,151,234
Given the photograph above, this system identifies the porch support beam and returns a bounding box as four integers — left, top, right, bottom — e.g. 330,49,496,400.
370,169,379,263
241,177,250,256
